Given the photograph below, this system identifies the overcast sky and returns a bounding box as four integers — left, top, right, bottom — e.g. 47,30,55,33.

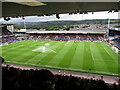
0,11,118,23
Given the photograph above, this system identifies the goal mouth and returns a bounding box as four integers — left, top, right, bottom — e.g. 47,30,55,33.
32,46,56,53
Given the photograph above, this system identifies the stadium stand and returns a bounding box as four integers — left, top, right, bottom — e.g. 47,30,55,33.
1,34,105,46
110,37,120,49
0,25,12,35
2,64,120,90
1,32,120,90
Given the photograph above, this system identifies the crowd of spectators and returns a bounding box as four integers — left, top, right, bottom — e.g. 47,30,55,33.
110,37,120,50
1,36,22,46
2,37,19,44
1,34,105,46
2,64,120,90
28,34,104,42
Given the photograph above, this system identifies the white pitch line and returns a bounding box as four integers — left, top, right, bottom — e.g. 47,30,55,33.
106,44,120,56
7,61,37,66
103,47,111,56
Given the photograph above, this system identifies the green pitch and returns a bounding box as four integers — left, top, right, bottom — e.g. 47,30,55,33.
1,41,119,76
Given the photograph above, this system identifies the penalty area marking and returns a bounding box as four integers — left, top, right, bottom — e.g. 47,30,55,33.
106,44,120,56
103,47,112,56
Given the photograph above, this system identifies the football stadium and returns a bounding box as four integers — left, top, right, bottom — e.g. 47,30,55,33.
1,34,119,76
1,1,120,90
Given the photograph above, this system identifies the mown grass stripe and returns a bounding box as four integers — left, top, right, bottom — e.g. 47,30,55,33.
104,43,118,62
25,41,63,64
2,41,48,62
91,43,108,73
82,42,95,71
47,42,72,66
49,41,74,67
70,42,84,69
36,42,66,65
96,43,118,74
57,42,77,68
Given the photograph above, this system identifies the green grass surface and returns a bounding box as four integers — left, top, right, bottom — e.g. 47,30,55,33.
1,41,119,76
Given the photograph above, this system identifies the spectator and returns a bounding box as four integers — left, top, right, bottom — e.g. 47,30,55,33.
2,65,120,90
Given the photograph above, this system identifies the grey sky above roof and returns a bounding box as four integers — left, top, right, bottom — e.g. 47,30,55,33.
0,11,118,23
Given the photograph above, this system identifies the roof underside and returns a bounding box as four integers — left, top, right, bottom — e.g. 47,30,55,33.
2,2,120,17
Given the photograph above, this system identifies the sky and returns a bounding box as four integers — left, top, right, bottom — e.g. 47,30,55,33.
0,11,118,23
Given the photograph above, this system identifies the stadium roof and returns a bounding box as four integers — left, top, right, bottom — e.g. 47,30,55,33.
109,28,120,31
1,1,120,17
26,30,106,34
0,24,14,27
